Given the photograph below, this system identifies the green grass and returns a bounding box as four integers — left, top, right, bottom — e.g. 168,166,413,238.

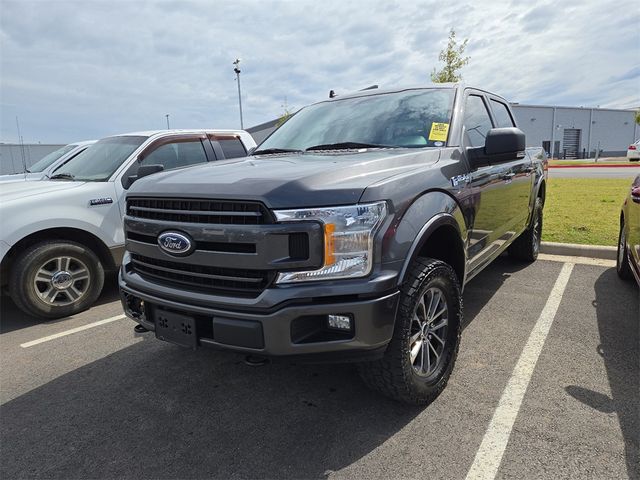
549,159,636,166
543,178,632,246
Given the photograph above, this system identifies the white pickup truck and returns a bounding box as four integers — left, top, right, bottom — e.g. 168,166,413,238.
0,129,256,319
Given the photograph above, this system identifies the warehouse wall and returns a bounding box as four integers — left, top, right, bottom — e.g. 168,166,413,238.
0,144,65,175
511,105,637,158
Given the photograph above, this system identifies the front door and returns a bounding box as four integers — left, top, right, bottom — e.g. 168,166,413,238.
462,93,511,269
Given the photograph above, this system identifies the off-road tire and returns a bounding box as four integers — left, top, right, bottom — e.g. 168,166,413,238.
9,241,104,319
616,219,633,281
509,196,543,262
358,257,462,405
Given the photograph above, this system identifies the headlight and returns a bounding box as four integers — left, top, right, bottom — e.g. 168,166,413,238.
274,201,387,283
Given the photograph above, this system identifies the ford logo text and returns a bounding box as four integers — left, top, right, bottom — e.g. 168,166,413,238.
157,231,194,256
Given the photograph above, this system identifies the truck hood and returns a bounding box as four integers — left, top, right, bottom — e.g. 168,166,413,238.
129,149,441,208
0,180,87,203
0,172,43,183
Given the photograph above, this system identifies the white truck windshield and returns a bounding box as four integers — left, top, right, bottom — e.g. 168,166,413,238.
51,136,146,181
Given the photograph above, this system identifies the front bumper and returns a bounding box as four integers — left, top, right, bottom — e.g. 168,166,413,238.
119,269,400,362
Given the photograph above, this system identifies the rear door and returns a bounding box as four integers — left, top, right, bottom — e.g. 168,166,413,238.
488,97,533,235
629,176,640,278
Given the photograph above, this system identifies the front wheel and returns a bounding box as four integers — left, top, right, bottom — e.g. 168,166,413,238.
616,220,633,281
358,257,462,405
9,241,105,319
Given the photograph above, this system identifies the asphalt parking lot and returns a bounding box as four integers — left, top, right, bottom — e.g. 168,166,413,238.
1,255,638,479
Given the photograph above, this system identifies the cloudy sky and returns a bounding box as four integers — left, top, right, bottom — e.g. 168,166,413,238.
1,0,638,143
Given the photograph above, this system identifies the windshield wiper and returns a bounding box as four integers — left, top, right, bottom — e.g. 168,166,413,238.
305,142,394,151
251,148,303,155
49,172,76,180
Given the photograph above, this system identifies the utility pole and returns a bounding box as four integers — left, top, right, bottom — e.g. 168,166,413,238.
15,116,27,175
233,58,244,129
165,114,170,130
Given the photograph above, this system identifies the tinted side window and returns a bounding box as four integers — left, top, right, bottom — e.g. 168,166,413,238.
463,95,494,148
490,100,515,128
218,138,247,159
141,140,208,170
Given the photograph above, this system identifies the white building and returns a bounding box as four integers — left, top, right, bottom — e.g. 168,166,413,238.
511,105,639,158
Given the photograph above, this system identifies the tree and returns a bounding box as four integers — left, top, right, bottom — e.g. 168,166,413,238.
276,97,293,127
276,109,292,127
635,110,640,125
431,29,470,83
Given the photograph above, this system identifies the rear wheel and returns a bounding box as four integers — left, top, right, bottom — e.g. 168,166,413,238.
358,257,462,405
9,241,104,319
509,196,543,262
616,219,633,281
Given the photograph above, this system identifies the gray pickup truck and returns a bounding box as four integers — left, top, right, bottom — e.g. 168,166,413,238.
119,85,547,404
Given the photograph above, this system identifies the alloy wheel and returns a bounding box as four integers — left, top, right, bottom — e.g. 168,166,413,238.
409,287,449,377
33,256,91,306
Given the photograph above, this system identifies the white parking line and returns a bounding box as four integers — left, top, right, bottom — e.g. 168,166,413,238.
20,314,126,348
538,253,615,267
465,262,574,480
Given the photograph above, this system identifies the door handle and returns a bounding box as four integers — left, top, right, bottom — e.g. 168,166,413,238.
502,172,516,181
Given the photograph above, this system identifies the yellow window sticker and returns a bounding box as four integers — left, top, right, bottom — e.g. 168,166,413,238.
429,122,450,142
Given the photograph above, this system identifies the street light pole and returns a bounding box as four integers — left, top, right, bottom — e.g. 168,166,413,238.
165,114,170,130
233,58,244,129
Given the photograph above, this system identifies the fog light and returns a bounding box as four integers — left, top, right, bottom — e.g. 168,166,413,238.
327,314,352,331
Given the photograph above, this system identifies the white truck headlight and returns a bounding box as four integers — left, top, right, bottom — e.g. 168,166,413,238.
274,202,387,283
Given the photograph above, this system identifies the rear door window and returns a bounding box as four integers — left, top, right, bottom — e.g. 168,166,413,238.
218,138,247,159
490,100,516,128
141,139,208,170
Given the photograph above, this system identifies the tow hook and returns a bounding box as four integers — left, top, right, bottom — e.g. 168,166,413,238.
244,355,269,366
134,324,149,333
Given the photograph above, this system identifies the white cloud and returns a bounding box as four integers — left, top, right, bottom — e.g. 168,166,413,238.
1,0,638,143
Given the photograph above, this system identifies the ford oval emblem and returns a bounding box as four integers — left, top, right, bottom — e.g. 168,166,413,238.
157,231,194,256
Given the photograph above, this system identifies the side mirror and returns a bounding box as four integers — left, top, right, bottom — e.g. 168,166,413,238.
125,164,164,188
467,127,526,170
485,127,525,156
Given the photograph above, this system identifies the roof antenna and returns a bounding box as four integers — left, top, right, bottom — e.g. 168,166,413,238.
329,90,336,99
359,84,379,91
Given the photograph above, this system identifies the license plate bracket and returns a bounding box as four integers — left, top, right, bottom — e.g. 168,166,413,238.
154,309,198,349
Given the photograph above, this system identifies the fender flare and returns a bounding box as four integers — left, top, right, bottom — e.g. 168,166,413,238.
397,213,466,284
389,190,468,286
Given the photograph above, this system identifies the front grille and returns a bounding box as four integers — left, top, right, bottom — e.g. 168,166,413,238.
130,254,274,297
127,198,273,225
127,231,256,254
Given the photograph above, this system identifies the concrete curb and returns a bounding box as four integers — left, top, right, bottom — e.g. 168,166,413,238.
548,164,639,169
540,241,617,260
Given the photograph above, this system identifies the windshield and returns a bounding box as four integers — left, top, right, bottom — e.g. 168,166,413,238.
51,136,146,181
256,88,455,153
28,144,77,172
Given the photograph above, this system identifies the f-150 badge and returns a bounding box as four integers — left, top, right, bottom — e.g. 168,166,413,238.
450,174,471,187
89,197,113,206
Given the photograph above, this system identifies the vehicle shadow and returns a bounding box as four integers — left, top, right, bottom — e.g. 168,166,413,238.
462,255,533,330
565,269,639,479
0,273,120,334
0,336,423,479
